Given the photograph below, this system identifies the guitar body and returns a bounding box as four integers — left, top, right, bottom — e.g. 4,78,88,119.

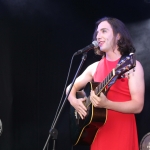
70,82,107,146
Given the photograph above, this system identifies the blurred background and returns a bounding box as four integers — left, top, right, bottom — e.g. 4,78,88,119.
0,0,150,149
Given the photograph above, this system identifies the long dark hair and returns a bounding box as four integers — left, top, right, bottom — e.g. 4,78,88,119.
93,17,136,56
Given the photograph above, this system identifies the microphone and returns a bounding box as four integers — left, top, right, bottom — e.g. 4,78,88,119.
74,41,99,56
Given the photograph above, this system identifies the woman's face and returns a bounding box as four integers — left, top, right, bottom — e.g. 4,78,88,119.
96,21,118,53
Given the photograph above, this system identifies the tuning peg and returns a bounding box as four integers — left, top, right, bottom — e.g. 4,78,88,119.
126,56,130,60
121,74,125,78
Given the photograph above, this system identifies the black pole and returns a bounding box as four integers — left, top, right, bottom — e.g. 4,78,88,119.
43,53,87,150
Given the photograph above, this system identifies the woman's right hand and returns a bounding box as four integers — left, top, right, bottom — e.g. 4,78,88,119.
69,97,87,119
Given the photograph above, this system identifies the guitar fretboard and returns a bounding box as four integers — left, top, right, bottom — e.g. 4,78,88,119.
96,70,114,96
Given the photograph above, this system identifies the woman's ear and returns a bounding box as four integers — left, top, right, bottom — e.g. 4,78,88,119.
116,33,121,40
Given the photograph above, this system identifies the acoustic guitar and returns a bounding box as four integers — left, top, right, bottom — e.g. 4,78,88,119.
70,53,136,146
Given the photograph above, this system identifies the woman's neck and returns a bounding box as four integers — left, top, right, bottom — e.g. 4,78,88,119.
105,50,121,61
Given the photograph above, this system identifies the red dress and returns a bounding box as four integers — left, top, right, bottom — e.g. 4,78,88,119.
91,57,139,150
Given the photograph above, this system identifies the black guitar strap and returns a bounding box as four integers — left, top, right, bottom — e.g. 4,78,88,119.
106,54,128,92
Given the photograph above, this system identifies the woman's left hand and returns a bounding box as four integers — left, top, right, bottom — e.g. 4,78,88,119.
90,90,108,108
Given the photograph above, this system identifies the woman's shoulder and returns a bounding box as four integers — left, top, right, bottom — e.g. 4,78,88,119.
87,59,104,76
88,58,104,68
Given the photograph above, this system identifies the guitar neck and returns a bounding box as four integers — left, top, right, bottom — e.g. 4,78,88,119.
95,69,115,96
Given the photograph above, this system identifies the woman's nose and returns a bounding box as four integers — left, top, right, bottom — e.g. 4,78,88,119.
96,36,101,42
96,32,101,40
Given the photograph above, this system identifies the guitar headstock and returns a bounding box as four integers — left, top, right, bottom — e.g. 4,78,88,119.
115,53,136,77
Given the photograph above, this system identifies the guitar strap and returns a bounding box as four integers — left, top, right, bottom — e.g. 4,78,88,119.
106,54,128,93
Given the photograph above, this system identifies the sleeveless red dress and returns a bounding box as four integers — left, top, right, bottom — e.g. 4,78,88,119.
90,57,139,150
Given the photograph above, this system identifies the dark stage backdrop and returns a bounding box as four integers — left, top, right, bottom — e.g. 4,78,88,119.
0,0,150,150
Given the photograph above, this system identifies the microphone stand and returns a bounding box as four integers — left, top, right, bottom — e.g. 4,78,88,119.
43,52,87,150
